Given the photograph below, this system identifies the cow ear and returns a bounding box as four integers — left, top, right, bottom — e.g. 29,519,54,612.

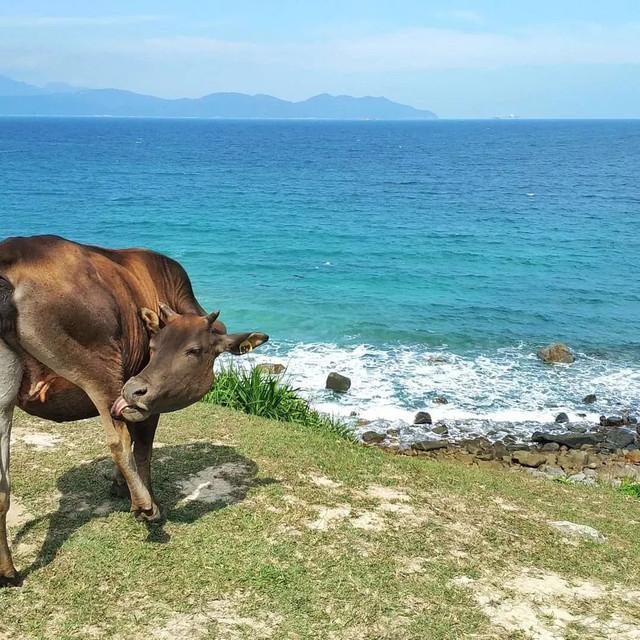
141,308,160,334
222,332,269,355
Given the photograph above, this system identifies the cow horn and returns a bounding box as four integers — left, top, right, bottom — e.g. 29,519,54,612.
159,303,179,322
207,310,221,326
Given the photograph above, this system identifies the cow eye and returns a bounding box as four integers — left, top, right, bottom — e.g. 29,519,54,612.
186,347,203,357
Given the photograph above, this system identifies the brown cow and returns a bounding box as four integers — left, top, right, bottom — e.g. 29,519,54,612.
0,235,268,585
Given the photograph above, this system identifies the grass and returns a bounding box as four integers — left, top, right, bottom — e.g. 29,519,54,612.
202,363,353,439
1,403,640,639
617,479,640,498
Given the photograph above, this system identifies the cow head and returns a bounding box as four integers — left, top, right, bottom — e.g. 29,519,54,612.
111,304,268,422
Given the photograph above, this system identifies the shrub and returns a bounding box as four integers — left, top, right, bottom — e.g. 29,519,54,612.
202,364,353,439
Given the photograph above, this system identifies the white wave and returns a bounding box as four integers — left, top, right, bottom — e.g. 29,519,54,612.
218,341,640,438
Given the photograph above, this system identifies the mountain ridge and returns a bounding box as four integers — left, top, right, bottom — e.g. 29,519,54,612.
0,75,437,120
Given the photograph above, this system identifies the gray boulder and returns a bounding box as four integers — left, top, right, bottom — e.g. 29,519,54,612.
537,343,575,364
413,411,432,425
605,428,636,449
412,439,448,452
361,430,385,444
532,431,603,449
555,412,569,424
582,394,597,404
431,423,449,436
326,372,351,393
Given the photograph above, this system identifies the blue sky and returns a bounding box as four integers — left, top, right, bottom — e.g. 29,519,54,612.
1,1,639,117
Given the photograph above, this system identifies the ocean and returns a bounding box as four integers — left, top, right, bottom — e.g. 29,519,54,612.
1,117,639,440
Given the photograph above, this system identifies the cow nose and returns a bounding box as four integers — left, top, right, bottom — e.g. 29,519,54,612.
124,378,148,401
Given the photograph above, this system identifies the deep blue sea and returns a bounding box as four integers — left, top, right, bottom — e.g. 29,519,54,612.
1,117,639,438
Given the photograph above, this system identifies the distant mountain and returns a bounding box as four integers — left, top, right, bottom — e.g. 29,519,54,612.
0,75,436,120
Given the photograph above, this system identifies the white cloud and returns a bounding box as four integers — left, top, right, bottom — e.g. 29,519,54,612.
132,23,640,72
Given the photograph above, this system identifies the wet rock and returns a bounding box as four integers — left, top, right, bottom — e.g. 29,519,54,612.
413,411,432,425
433,396,449,405
511,450,547,468
548,521,606,543
255,363,286,375
541,442,560,452
412,439,448,452
537,343,575,364
582,394,597,404
605,428,636,449
576,413,587,418
532,431,602,449
600,415,624,427
356,418,371,427
555,412,569,424
326,372,351,393
361,431,385,444
431,423,449,436
568,425,587,433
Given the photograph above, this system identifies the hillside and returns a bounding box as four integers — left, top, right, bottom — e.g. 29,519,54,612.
1,402,639,639
0,75,437,120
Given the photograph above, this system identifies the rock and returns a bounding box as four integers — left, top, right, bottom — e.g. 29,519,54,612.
356,418,371,427
567,472,596,486
548,521,606,543
326,372,351,393
412,439,448,452
537,343,575,364
461,437,493,456
431,423,449,435
555,412,569,424
568,425,587,433
600,415,624,427
491,441,509,460
576,412,587,418
541,442,560,452
558,449,589,471
532,431,602,449
361,430,385,444
413,411,432,425
255,363,286,375
511,450,547,468
583,394,597,404
605,428,636,449
624,450,640,464
538,464,566,479
433,397,449,405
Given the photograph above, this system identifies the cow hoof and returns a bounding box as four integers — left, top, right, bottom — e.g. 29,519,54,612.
133,503,162,524
110,480,130,499
0,572,22,588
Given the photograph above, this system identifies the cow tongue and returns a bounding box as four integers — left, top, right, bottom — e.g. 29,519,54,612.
111,396,130,418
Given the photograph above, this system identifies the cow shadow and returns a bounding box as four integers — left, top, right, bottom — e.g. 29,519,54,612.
12,442,276,579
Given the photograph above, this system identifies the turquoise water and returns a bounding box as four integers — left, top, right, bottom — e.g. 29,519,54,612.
1,117,639,435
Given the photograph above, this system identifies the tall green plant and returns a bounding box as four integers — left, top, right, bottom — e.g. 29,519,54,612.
202,364,353,439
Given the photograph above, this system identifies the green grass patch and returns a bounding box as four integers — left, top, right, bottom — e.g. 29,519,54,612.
202,364,353,439
617,479,640,498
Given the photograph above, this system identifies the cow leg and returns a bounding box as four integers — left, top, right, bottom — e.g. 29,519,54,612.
110,416,159,499
0,339,22,586
93,401,160,522
130,416,159,497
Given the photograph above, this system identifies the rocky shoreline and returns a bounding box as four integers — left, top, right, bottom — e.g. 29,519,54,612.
358,413,640,486
264,342,640,485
